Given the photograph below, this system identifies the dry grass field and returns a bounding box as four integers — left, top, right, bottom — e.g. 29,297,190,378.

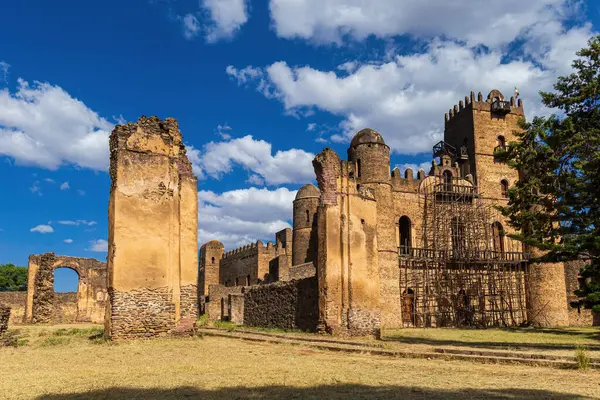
1,324,600,400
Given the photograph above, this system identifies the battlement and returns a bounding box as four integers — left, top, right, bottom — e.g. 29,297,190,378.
222,241,263,259
391,166,428,192
444,90,524,124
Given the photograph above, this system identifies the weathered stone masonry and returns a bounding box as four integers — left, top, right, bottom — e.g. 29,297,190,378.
0,303,10,335
106,116,198,339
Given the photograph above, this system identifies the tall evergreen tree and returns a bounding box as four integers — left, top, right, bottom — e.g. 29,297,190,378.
496,35,600,312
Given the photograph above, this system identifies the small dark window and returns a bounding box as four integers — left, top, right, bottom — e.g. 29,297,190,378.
443,170,452,192
497,135,506,150
357,159,361,178
361,219,365,228
306,210,310,223
399,216,411,255
211,256,215,264
235,278,239,286
500,180,508,198
246,275,251,286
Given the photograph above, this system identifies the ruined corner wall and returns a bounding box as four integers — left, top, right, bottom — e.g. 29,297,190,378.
313,148,381,337
207,284,244,321
0,292,26,324
564,260,598,327
106,116,198,339
526,255,569,327
243,277,318,331
0,303,10,334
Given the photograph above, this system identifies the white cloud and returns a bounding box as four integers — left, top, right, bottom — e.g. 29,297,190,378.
269,0,577,48
64,239,73,244
0,78,112,170
60,182,70,190
188,134,315,185
30,224,53,234
226,23,595,154
58,220,97,227
198,187,296,249
88,239,108,252
29,181,42,196
0,61,9,84
396,161,432,175
180,13,201,40
217,124,232,139
202,0,249,42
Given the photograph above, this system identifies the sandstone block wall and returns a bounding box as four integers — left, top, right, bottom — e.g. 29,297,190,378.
527,260,569,327
229,294,244,324
0,304,10,334
207,284,243,321
0,292,26,324
287,262,316,281
106,116,198,339
243,277,318,331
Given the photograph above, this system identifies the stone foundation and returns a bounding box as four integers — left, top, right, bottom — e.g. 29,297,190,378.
0,304,10,335
347,309,381,337
243,277,318,331
107,287,177,339
0,292,26,324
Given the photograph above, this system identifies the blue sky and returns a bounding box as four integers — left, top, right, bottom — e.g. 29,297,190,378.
1,0,599,291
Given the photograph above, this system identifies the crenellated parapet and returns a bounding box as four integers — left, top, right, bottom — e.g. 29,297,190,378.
391,166,429,193
445,89,524,125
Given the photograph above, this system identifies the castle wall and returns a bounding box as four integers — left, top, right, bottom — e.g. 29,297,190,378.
526,251,569,327
314,149,381,336
0,304,9,334
207,284,243,321
243,277,318,331
199,241,224,298
0,292,26,325
220,243,272,286
106,116,198,339
293,192,319,266
564,260,598,326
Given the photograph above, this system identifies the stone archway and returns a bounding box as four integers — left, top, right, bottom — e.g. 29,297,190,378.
25,252,107,324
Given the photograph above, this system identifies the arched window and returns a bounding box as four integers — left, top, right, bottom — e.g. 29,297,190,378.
211,256,215,264
451,217,466,258
402,288,415,325
306,210,310,223
500,180,509,198
492,222,505,255
443,170,453,192
53,267,79,293
497,135,506,149
399,216,411,255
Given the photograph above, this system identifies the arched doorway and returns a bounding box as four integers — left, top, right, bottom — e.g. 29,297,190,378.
402,288,415,326
399,216,411,255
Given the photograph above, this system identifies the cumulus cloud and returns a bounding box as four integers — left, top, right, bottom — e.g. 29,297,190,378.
202,0,249,42
198,187,296,249
188,134,315,185
0,61,9,84
30,224,53,234
60,182,70,190
0,78,113,170
58,220,97,227
269,0,577,48
226,22,595,154
64,238,73,244
88,239,108,252
180,13,201,40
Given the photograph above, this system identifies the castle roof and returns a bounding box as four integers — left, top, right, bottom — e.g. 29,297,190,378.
350,128,386,147
200,240,224,249
295,184,320,200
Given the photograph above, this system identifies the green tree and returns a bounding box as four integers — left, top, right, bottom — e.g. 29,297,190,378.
496,35,600,312
0,263,28,292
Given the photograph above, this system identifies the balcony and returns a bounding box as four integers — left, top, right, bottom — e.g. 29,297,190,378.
491,100,511,115
433,141,456,158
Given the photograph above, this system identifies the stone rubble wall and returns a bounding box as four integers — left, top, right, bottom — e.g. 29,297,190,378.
0,292,26,324
0,304,10,335
243,277,318,332
228,294,244,324
207,284,244,321
287,263,316,281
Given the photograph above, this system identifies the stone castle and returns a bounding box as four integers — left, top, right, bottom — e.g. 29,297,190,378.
0,89,595,338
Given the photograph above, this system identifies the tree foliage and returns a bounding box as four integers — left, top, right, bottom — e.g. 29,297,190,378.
496,35,600,312
0,263,28,292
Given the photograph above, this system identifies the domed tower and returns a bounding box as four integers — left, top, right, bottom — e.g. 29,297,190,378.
347,128,401,328
347,128,391,184
198,240,224,297
293,184,320,266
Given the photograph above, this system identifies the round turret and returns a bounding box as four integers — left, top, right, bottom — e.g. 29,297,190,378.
347,128,390,184
293,184,320,266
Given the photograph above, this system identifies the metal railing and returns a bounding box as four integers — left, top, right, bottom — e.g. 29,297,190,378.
491,100,511,114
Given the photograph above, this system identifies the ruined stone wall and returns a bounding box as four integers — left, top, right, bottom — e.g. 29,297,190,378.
220,244,263,287
269,254,290,282
243,277,318,331
288,262,316,281
313,149,381,337
228,294,244,324
199,241,224,299
0,303,10,334
207,284,244,321
106,116,198,339
0,292,26,324
53,293,78,323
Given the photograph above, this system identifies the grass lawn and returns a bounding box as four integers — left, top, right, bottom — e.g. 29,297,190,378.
1,324,600,399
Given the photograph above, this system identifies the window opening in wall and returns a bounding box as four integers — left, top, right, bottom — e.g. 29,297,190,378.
361,219,365,228
357,159,361,178
306,210,310,223
211,256,215,264
235,278,239,286
246,275,251,286
54,267,79,293
498,135,506,150
443,170,453,192
491,222,505,255
501,180,508,198
402,288,415,325
399,216,411,256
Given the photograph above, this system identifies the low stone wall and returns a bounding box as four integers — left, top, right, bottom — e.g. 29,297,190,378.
107,287,176,339
229,294,244,324
288,263,316,281
243,277,318,331
0,292,26,324
0,303,10,334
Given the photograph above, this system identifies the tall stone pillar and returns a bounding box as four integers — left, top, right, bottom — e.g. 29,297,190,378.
106,116,199,339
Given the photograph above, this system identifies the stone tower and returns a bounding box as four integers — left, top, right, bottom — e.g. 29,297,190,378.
199,240,225,297
292,184,320,266
347,129,401,329
106,116,199,339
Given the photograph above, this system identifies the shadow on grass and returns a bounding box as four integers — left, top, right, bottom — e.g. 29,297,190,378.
36,385,594,399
